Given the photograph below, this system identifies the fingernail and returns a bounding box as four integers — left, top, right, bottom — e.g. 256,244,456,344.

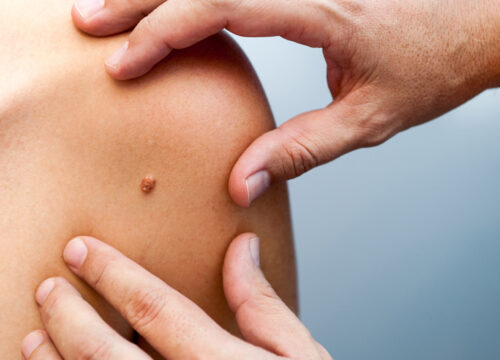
63,237,88,270
249,237,260,267
75,0,104,19
21,330,45,358
106,41,129,70
245,170,270,205
36,278,55,305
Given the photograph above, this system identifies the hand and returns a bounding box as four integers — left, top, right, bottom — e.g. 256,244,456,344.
21,234,331,359
71,0,500,206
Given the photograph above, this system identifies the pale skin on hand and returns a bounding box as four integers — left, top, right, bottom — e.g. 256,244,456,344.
70,0,500,207
21,234,332,360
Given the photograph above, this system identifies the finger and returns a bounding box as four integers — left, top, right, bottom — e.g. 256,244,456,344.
62,236,270,359
228,93,395,206
228,105,353,207
223,233,324,358
35,277,150,360
72,0,166,36
104,0,336,79
21,330,62,360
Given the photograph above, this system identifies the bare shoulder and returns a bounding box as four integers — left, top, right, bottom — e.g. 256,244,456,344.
0,9,296,358
103,32,276,153
69,32,297,334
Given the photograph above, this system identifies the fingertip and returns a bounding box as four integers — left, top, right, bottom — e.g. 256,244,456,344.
68,235,102,255
104,63,132,80
21,330,47,359
223,233,262,311
104,62,142,81
104,46,164,81
224,233,259,274
226,233,259,256
228,154,270,208
70,3,85,27
35,278,56,306
63,237,89,272
228,170,250,208
228,130,282,207
70,2,106,36
229,167,271,207
248,236,260,267
104,41,131,79
245,170,271,206
109,31,174,79
71,1,137,36
36,277,84,309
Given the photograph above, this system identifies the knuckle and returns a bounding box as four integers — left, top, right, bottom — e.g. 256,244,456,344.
352,112,395,147
77,336,114,360
256,292,282,314
209,0,245,14
209,0,230,10
41,288,65,325
141,14,161,35
138,13,174,49
257,280,279,301
91,259,115,291
124,287,167,331
279,129,320,179
240,283,281,315
128,0,152,17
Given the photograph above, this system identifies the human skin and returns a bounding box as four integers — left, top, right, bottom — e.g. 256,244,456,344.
0,0,296,358
71,0,500,206
22,235,332,359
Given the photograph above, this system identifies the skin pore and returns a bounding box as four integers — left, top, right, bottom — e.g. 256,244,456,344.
0,0,296,358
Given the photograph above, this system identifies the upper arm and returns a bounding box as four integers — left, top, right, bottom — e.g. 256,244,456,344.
72,32,297,330
0,24,296,357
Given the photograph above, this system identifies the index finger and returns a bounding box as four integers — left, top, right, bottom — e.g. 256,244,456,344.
102,0,337,79
62,236,250,359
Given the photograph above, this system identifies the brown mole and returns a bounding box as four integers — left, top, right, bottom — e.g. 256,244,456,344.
140,176,156,194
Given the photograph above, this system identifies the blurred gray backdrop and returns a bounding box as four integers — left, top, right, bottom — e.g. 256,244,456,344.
232,35,500,359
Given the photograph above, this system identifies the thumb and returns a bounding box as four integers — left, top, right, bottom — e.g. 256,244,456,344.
71,0,165,36
229,102,365,207
223,233,321,358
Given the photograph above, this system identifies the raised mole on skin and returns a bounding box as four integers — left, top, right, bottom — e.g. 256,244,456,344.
141,176,156,193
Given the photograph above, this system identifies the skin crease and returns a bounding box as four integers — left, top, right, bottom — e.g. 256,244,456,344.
0,0,296,358
71,0,500,206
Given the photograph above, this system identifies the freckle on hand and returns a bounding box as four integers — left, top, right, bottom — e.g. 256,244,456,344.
141,176,156,194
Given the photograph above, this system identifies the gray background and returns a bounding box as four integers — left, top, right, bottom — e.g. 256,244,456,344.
233,35,500,359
